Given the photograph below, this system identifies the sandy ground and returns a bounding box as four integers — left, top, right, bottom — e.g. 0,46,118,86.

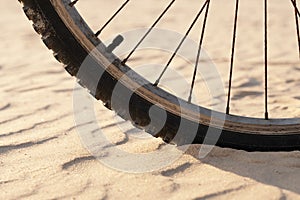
1,0,300,199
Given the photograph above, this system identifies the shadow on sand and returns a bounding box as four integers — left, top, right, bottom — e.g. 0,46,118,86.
185,145,300,194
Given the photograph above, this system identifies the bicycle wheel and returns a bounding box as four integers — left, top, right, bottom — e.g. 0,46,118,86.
19,0,300,151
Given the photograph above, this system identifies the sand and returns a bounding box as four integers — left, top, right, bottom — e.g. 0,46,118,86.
1,0,300,199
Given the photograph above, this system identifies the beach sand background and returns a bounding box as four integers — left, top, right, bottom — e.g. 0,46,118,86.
1,0,300,199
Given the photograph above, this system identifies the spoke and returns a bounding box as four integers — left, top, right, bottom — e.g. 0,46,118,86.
95,0,130,37
154,0,209,86
226,0,240,115
121,0,176,65
291,0,300,17
188,0,211,103
264,0,269,120
293,0,300,58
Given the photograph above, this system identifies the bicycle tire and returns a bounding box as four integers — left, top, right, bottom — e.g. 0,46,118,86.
19,0,300,151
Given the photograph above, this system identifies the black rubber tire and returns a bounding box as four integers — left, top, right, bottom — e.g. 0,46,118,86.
19,0,300,151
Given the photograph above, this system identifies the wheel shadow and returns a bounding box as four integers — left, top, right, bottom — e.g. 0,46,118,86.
185,145,300,194
80,112,300,194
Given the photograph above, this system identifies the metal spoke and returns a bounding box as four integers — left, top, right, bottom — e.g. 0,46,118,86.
293,0,300,58
95,0,130,36
264,0,269,120
291,0,300,17
226,0,240,115
188,0,211,103
121,0,176,65
89,0,300,119
154,0,209,86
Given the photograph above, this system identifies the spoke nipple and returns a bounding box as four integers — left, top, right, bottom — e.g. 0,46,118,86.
95,31,101,37
120,59,127,66
188,96,192,103
153,82,158,87
69,0,79,7
265,112,269,120
106,35,124,53
226,107,230,115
